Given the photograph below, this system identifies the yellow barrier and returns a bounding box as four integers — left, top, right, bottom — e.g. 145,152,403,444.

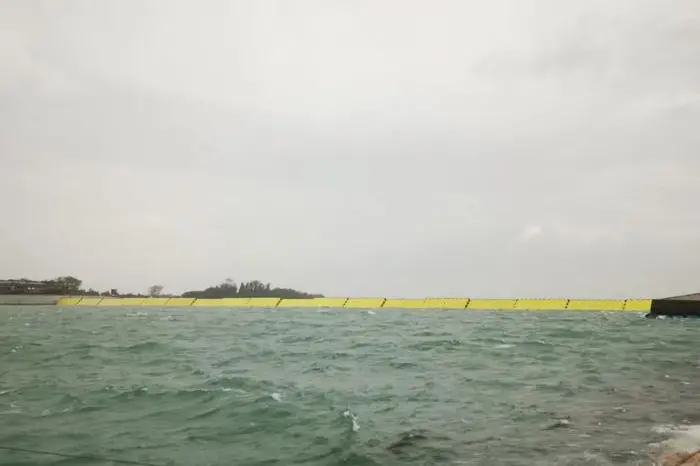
192,299,221,307
383,298,426,309
192,298,251,307
97,297,147,306
97,298,122,306
467,299,517,310
165,297,196,306
344,298,386,309
313,297,349,308
623,299,652,311
247,297,281,307
277,298,318,308
141,297,170,306
57,297,82,306
514,299,570,311
566,299,625,311
119,297,147,306
75,297,103,306
423,298,469,309
54,295,656,312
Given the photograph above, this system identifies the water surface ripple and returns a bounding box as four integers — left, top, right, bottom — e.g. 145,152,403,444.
1,307,698,465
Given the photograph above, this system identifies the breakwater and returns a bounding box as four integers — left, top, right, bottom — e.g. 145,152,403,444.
53,296,654,311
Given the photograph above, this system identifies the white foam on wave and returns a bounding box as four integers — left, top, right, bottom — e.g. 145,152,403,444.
654,424,700,453
343,409,360,432
270,392,283,402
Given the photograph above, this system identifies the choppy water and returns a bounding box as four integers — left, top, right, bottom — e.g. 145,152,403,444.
1,307,699,466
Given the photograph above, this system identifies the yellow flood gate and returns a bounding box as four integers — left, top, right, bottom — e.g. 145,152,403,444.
344,298,386,309
423,298,469,309
53,295,655,311
192,298,251,307
56,297,82,306
313,298,349,308
623,299,652,311
164,297,196,306
566,300,625,311
247,297,282,308
75,297,103,306
141,297,170,306
514,299,570,311
98,297,147,306
383,298,426,309
467,299,517,310
277,298,318,308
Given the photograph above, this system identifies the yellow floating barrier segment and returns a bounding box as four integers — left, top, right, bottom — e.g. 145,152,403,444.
566,299,625,311
514,299,569,311
53,296,653,311
141,297,170,306
98,297,146,306
247,297,281,307
277,298,318,308
623,299,652,311
314,297,349,308
424,298,469,309
165,297,196,307
344,298,386,309
383,298,427,309
56,297,82,306
467,299,517,310
191,298,251,307
74,297,103,306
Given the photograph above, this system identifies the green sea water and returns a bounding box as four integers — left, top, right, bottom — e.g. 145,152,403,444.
1,307,699,466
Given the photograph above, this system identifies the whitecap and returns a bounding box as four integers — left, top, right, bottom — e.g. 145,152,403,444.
344,409,360,432
271,392,283,402
654,424,700,453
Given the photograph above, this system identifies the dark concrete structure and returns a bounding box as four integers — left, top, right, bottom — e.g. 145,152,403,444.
646,292,700,318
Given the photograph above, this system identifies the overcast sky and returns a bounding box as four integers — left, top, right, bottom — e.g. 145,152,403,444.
1,0,699,298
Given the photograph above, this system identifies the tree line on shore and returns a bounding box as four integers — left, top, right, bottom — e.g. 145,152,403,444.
0,276,322,299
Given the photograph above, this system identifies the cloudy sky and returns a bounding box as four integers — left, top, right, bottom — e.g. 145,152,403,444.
1,0,699,298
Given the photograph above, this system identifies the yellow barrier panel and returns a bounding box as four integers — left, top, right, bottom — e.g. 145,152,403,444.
277,299,318,308
141,297,170,306
514,299,569,311
192,298,251,307
219,298,252,307
118,297,147,306
165,297,196,306
76,297,103,306
313,298,349,308
566,299,625,311
57,297,82,306
98,297,147,306
344,298,386,309
383,298,426,309
192,299,222,307
98,298,123,306
248,297,282,307
423,298,469,309
623,299,652,311
467,299,517,310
